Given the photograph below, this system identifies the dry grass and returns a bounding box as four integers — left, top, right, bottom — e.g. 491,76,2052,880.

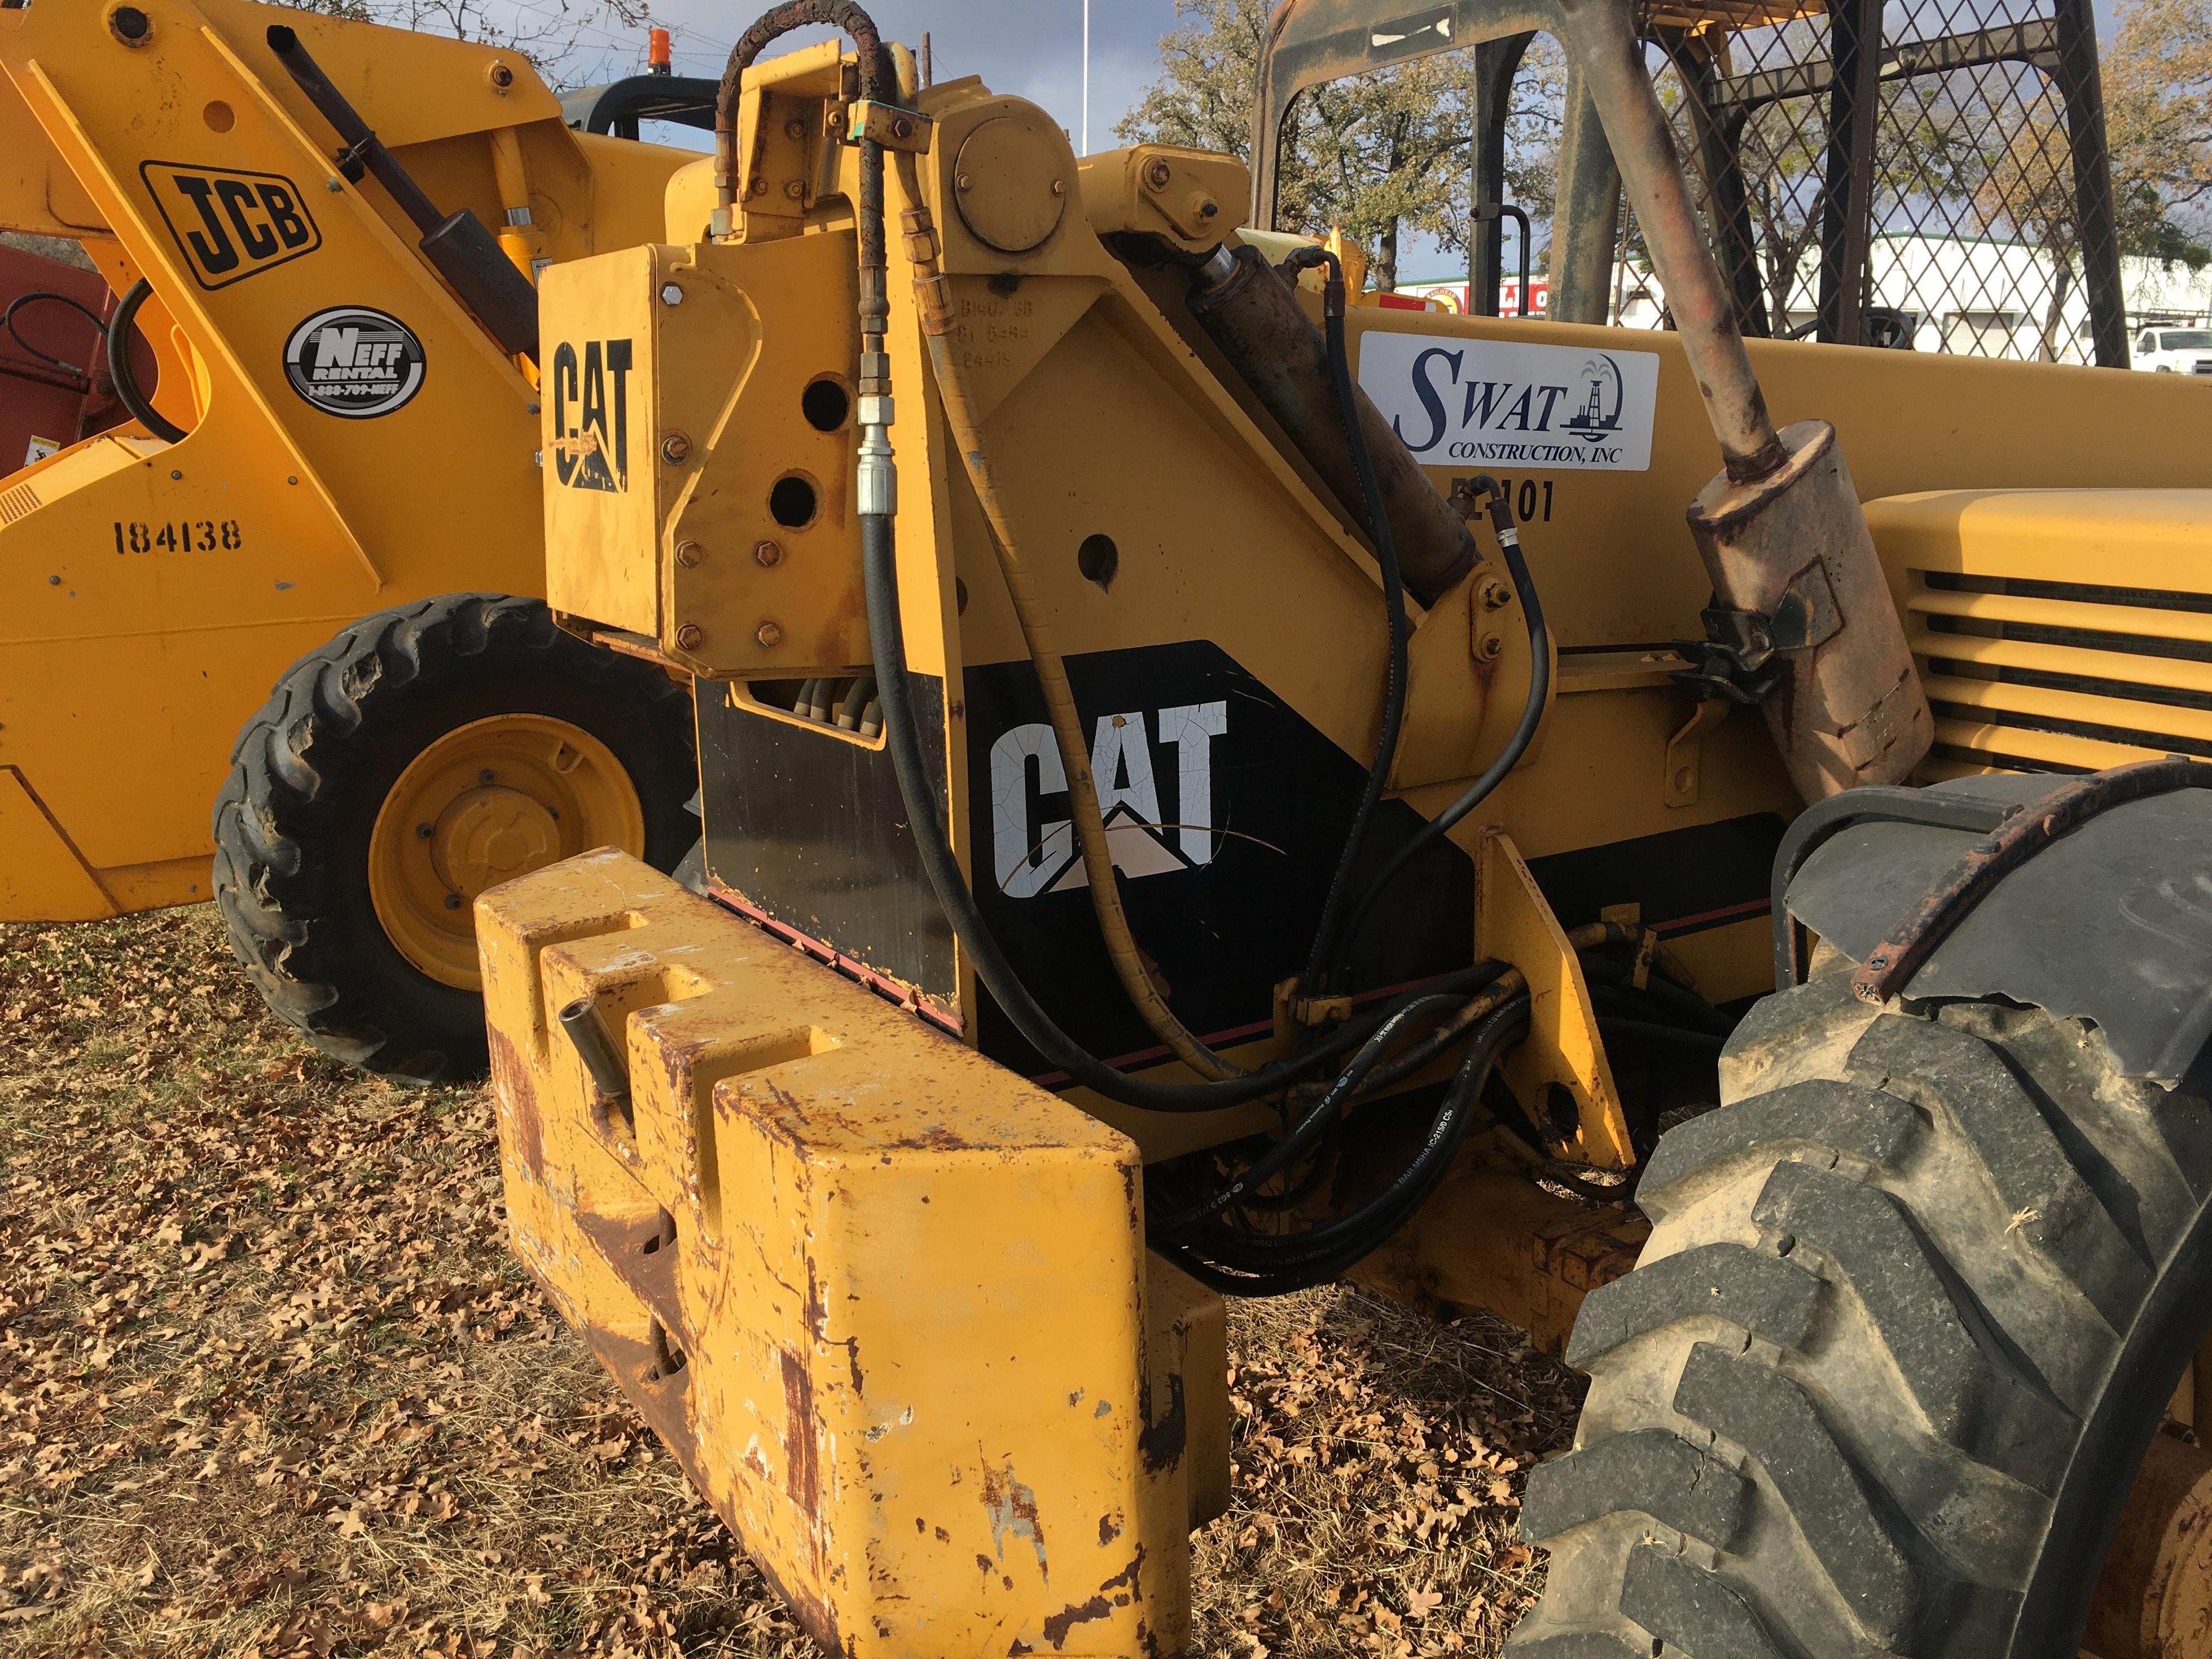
1,907,1580,1657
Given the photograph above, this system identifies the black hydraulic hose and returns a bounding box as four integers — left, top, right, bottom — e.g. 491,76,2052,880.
865,512,1498,1112
1587,973,1734,1036
1148,990,1470,1234
4,290,105,374
1333,475,1549,982
1596,1015,1726,1056
1277,246,1410,996
1154,996,1530,1296
752,0,1503,1114
106,280,185,444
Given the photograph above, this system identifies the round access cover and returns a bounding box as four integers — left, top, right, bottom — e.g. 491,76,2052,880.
951,117,1067,254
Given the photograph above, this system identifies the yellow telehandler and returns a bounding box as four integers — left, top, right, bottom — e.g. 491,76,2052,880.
0,0,711,1078
108,0,2212,1654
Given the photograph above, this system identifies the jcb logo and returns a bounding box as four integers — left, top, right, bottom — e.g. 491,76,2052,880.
139,162,320,289
549,338,633,492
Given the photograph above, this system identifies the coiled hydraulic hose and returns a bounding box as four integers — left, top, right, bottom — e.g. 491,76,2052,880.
4,289,104,375
1153,994,1532,1296
107,281,185,444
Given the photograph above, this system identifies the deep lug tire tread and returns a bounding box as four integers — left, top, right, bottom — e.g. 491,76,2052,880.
211,593,694,1082
1513,971,2212,1659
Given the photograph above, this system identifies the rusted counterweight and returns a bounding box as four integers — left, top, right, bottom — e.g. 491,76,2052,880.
1687,421,1934,798
476,854,1229,1658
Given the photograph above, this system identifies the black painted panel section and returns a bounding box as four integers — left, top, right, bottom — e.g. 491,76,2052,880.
697,675,956,1001
963,640,1474,1071
1527,812,1790,937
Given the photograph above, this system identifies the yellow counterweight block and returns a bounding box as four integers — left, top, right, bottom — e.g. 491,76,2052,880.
477,852,1228,1659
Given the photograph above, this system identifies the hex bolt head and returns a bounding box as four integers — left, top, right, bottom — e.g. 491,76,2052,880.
957,174,973,191
753,540,783,567
445,894,463,910
661,431,692,464
676,623,705,650
1143,158,1173,190
755,621,784,648
892,116,914,139
660,282,684,305
785,119,806,139
676,540,704,567
1480,578,1513,610
1199,199,1219,218
784,179,805,200
1477,633,1505,661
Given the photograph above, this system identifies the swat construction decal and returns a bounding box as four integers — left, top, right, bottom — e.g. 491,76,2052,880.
282,306,426,419
1358,332,1661,471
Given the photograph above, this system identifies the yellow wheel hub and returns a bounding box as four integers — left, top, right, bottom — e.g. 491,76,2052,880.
369,713,645,989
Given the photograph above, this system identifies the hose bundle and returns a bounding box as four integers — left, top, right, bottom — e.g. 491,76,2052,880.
717,2,1673,1298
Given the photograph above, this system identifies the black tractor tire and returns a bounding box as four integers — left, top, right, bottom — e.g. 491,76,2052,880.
1511,963,2212,1659
212,593,696,1083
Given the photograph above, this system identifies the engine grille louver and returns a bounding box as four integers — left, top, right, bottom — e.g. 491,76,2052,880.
1910,570,2212,777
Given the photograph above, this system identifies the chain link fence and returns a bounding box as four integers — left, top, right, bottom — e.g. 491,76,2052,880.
1623,0,2124,363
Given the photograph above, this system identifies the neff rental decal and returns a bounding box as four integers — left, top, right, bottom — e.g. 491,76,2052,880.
990,703,1229,899
139,161,321,289
283,307,426,419
1358,333,1662,472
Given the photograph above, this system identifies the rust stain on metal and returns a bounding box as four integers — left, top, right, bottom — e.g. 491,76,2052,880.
487,1027,544,1180
1098,1547,1143,1594
781,1347,820,1519
980,1456,1048,1581
885,1123,977,1152
1040,1595,1113,1649
1097,1512,1122,1546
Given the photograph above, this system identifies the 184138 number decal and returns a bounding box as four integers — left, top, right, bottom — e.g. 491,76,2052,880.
113,518,243,554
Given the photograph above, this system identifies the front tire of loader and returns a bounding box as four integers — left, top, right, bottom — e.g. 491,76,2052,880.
1512,965,2212,1659
212,593,696,1082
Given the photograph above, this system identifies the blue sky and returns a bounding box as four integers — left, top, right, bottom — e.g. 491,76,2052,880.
563,1,1190,156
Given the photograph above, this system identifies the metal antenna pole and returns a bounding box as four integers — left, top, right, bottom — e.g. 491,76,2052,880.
1081,0,1090,154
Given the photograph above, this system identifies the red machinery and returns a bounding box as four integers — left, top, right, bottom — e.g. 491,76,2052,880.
0,240,152,472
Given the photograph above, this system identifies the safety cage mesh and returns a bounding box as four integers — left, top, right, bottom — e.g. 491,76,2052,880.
1622,0,2123,364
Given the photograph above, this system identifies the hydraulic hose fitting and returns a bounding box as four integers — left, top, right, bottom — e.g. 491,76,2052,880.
1462,473,1518,547
857,422,896,517
1278,242,1346,319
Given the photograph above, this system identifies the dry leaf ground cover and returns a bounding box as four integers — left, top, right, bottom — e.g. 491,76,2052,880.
1,906,1584,1657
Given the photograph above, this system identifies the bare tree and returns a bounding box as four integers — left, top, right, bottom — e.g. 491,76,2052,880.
271,0,657,90
1117,0,1565,291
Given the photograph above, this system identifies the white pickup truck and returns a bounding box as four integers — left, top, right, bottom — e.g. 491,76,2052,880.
2134,327,2212,372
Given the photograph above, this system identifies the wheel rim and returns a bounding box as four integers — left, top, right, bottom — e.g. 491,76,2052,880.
368,713,645,990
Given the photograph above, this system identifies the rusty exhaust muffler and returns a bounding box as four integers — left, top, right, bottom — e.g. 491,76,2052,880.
1556,0,1933,799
